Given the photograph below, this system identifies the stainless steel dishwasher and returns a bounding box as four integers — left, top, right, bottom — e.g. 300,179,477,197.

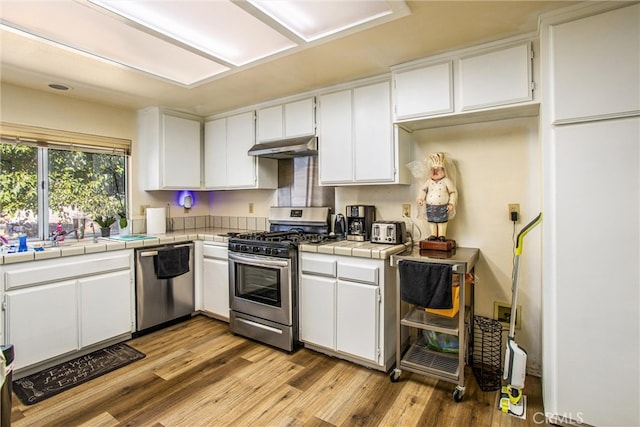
135,242,195,333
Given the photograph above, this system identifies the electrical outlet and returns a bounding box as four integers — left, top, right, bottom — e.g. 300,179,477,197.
508,203,520,221
402,204,411,218
248,203,254,214
494,301,522,329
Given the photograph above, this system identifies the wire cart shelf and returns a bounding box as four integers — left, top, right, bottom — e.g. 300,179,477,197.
389,247,479,402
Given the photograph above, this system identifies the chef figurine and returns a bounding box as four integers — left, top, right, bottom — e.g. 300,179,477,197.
417,152,458,241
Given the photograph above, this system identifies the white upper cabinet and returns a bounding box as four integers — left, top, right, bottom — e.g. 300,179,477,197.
550,4,639,123
391,34,537,129
257,97,315,142
318,79,410,186
459,42,533,111
393,61,453,120
204,111,277,190
137,107,202,190
318,89,353,183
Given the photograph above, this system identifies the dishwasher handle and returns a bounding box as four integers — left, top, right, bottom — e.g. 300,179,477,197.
139,243,192,257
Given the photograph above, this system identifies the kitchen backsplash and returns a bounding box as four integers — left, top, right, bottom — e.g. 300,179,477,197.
130,215,269,234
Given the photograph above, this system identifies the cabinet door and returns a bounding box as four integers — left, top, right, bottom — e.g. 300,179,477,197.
299,274,336,349
551,4,639,123
284,98,315,138
393,61,453,120
204,119,227,188
549,117,639,425
203,257,230,320
257,105,283,142
336,280,379,362
459,42,532,111
162,114,202,188
318,90,353,184
353,81,394,182
79,270,132,347
226,112,257,188
6,281,79,370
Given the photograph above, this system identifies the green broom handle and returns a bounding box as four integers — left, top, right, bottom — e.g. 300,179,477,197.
515,213,542,256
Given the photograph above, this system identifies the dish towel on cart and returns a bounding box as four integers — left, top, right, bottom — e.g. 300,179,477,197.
398,260,452,309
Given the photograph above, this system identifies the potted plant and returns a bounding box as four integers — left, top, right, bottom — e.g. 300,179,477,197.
117,210,129,236
94,215,116,237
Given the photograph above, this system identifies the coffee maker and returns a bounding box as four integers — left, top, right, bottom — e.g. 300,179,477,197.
346,205,376,241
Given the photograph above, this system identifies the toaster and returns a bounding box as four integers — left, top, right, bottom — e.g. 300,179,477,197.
370,221,406,244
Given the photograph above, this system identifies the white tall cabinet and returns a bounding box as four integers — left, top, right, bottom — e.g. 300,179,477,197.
540,3,639,426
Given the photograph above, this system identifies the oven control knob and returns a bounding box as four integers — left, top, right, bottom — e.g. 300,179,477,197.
265,248,272,255
252,246,260,253
240,245,248,252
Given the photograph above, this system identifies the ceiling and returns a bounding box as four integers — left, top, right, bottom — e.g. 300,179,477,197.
0,1,578,117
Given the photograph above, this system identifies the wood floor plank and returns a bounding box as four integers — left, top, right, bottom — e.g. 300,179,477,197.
378,374,438,426
311,363,373,425
11,315,549,426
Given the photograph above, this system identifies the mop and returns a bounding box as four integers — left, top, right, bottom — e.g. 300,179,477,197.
499,213,542,418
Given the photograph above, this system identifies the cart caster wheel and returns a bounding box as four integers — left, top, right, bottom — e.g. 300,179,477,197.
453,387,465,402
389,368,401,383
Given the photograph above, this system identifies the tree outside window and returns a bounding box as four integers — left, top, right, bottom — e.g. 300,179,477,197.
1,143,127,242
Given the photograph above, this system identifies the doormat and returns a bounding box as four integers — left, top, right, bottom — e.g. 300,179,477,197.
13,343,145,405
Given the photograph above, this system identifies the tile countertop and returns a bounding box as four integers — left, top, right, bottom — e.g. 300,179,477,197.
299,239,412,260
0,228,244,265
1,230,413,264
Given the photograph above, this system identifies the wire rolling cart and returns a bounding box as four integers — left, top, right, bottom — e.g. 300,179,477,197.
389,247,479,402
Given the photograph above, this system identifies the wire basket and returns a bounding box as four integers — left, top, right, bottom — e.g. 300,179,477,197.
472,315,503,391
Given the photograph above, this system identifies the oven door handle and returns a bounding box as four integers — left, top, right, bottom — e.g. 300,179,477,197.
228,252,290,268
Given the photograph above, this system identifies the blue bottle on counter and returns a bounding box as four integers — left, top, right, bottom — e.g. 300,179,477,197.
18,235,28,252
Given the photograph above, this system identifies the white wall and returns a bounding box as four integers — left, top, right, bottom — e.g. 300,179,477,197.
0,83,209,220
337,116,543,373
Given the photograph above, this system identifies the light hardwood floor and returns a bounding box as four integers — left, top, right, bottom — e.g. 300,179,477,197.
11,315,547,426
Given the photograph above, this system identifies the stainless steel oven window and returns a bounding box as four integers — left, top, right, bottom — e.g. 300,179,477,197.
234,263,282,307
229,253,293,326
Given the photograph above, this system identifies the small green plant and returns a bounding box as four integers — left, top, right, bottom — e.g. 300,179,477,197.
118,212,128,228
94,215,116,228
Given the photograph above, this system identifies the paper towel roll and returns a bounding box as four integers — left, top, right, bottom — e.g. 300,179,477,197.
146,207,166,235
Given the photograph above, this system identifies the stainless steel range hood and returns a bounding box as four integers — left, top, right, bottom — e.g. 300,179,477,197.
248,136,317,159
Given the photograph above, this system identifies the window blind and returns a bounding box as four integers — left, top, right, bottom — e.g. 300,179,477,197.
0,122,131,155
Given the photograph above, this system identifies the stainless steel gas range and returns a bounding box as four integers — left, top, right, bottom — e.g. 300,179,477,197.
228,206,331,351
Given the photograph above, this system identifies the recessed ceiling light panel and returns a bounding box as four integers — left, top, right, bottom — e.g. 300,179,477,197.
90,0,297,66
248,0,395,42
0,1,230,85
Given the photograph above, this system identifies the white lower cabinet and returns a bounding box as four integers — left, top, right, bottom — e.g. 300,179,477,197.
1,250,134,372
202,243,230,321
5,280,79,370
299,275,335,349
336,280,379,362
79,270,132,347
299,252,395,370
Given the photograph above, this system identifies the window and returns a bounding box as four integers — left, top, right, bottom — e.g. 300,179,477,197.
1,123,130,243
